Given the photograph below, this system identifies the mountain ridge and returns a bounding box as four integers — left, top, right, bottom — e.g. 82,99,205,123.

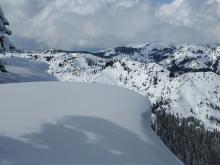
1,42,220,130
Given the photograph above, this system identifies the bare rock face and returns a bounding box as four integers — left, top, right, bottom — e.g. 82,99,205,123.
0,6,15,51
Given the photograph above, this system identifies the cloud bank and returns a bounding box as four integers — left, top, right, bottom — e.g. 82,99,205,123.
1,0,220,50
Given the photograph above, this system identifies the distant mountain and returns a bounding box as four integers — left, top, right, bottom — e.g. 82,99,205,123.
3,42,220,130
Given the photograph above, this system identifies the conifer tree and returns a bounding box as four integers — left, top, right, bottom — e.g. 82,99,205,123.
0,6,14,51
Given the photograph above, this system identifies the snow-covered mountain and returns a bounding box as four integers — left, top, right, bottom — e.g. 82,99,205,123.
1,42,220,131
0,82,182,165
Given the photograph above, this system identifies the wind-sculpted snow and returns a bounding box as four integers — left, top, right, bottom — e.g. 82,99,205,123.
0,57,57,83
0,82,182,165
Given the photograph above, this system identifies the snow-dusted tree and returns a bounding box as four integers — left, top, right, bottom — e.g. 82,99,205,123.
0,6,14,51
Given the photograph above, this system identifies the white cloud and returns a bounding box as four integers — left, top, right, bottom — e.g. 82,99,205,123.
1,0,220,50
157,0,220,42
158,0,220,27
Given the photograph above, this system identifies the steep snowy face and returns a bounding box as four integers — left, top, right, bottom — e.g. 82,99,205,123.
2,42,220,130
0,6,14,51
0,82,182,165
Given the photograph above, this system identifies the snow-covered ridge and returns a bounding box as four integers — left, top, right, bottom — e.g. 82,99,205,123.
1,42,220,130
0,82,182,165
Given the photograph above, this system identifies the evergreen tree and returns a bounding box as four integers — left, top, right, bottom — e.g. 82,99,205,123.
151,106,220,165
0,6,14,51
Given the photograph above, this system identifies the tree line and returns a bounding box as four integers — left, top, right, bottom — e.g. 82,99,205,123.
151,105,220,165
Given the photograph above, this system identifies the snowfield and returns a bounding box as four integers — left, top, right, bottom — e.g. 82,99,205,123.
0,57,57,83
0,82,182,165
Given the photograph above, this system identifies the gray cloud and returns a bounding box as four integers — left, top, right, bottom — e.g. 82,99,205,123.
1,0,220,50
157,0,220,43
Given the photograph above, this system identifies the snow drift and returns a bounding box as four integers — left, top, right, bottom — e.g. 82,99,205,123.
0,57,57,83
0,82,182,165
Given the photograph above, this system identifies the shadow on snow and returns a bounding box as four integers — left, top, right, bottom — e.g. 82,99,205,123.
0,116,167,165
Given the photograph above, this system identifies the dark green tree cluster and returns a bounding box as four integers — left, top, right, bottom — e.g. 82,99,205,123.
0,6,14,51
0,6,14,73
152,108,220,165
0,60,6,72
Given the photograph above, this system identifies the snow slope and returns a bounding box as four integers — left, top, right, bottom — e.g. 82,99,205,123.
0,57,57,83
0,82,182,165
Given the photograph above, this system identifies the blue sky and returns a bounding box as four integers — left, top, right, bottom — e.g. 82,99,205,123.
1,0,220,50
